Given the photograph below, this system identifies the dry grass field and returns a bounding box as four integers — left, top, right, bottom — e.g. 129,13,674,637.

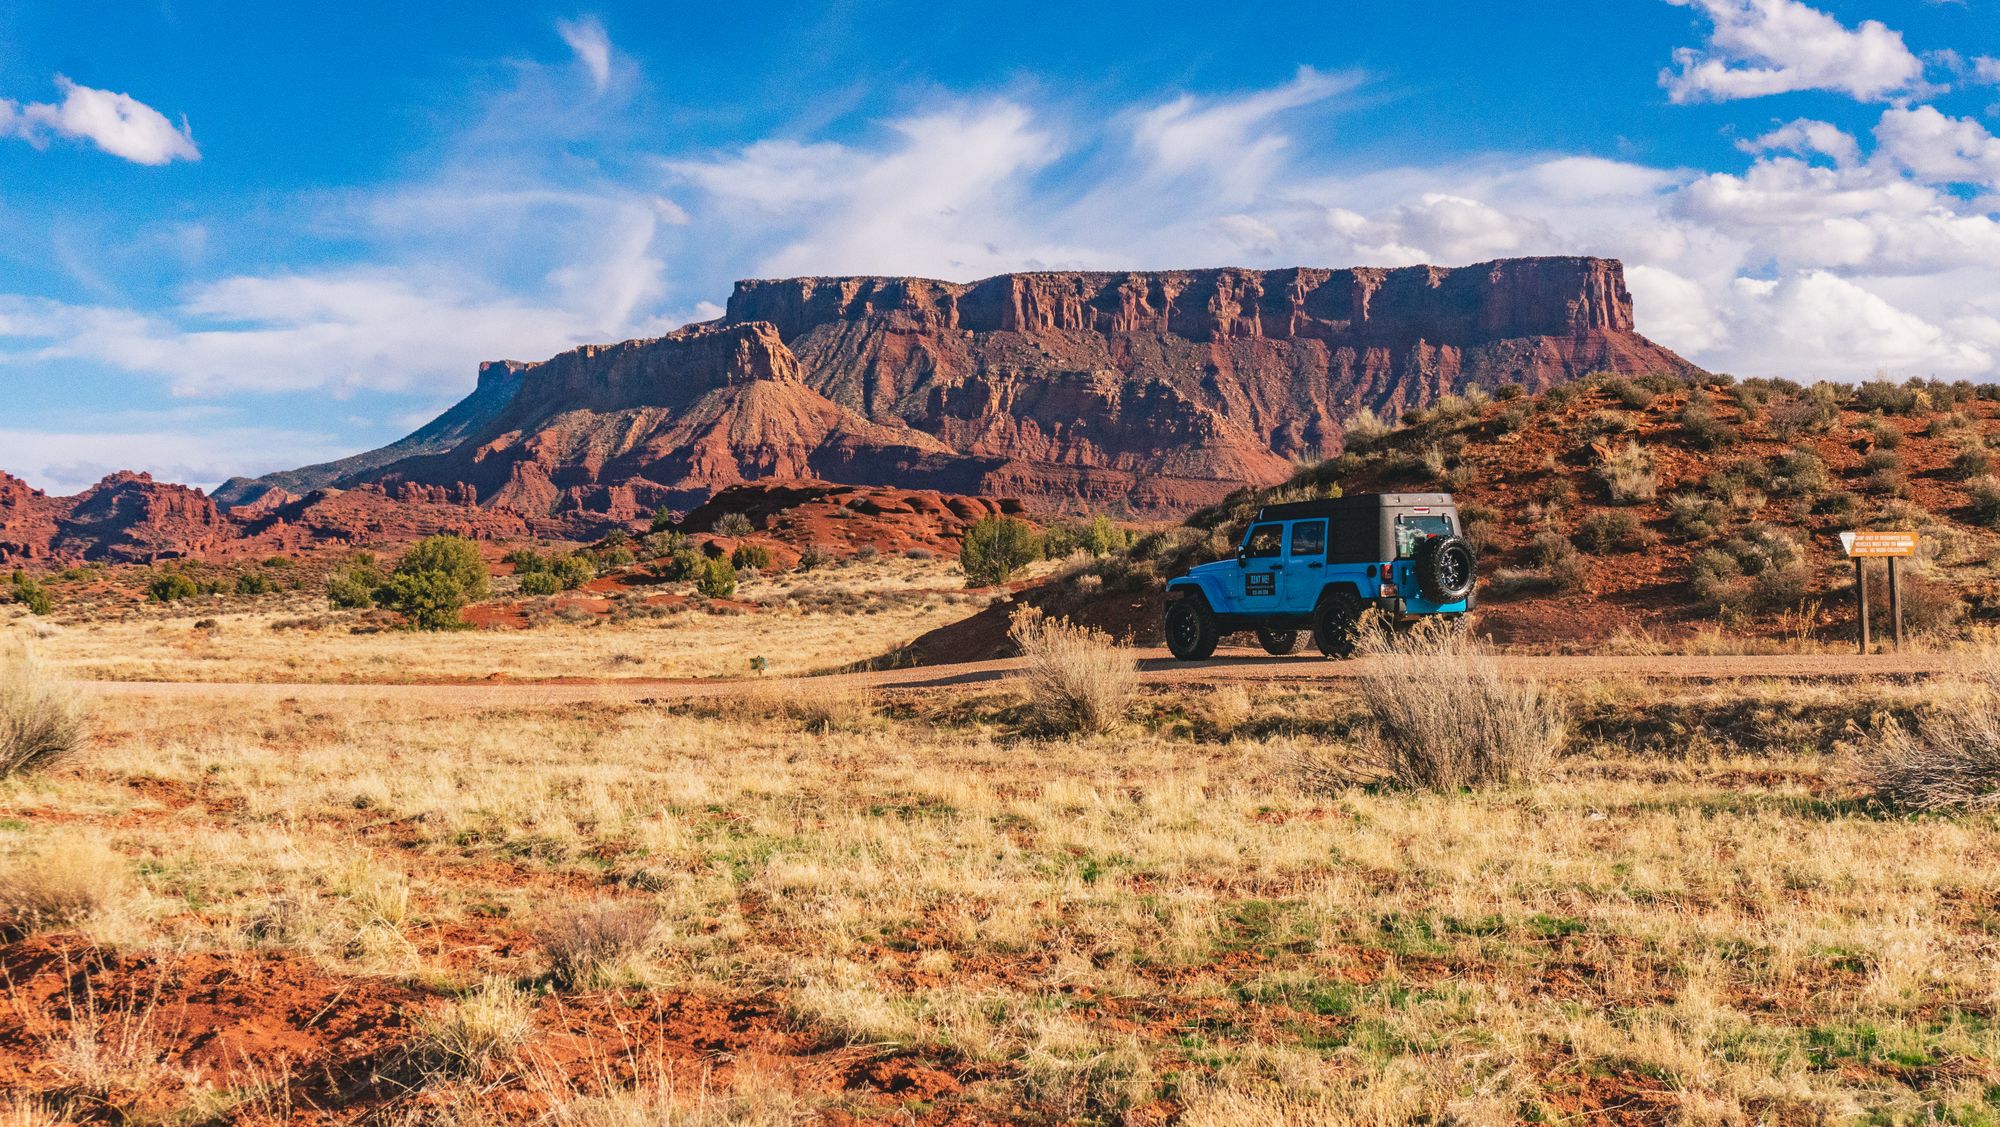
5,597,2000,1125
14,557,991,684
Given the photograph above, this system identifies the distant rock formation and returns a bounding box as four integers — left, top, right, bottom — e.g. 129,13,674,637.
48,257,1703,550
0,471,224,564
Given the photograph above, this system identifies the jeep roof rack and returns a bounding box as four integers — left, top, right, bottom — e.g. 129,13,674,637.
1254,492,1454,522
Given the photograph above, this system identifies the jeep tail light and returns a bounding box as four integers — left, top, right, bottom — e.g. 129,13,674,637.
1379,582,1397,599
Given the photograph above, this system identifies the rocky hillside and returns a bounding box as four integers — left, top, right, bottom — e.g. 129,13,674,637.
894,372,2000,659
217,256,1698,520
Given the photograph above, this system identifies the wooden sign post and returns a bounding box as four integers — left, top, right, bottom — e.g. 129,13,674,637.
1839,531,1918,654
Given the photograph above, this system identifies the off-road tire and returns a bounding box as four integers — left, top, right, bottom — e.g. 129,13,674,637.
1255,628,1301,655
1165,597,1220,661
1312,589,1365,659
1414,535,1477,603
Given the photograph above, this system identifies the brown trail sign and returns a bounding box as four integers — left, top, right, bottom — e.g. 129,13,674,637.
1839,531,1917,653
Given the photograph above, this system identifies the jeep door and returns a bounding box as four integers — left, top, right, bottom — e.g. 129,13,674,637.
1280,519,1328,614
1239,523,1285,610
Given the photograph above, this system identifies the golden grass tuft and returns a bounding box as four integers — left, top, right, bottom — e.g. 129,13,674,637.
1866,647,2000,812
411,978,536,1079
1,646,87,777
0,835,124,940
1343,621,1568,791
1008,607,1138,735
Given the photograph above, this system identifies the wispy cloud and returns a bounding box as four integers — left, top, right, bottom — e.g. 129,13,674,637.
0,76,199,164
556,16,613,94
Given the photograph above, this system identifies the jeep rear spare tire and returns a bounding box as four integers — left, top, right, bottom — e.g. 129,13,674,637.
1165,597,1219,661
1413,535,1476,602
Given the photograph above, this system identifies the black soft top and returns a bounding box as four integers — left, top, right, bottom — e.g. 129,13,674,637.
1254,493,1455,523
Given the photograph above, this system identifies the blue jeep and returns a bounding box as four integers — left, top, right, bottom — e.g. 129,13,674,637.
1163,492,1476,659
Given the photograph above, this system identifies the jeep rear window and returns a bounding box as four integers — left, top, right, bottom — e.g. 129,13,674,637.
1245,524,1283,558
1289,520,1326,557
1394,514,1453,557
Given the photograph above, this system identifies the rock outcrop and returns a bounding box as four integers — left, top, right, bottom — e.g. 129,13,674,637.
0,472,230,564
166,256,1708,523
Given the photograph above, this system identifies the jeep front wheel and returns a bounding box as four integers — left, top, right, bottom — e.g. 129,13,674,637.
1165,598,1220,661
1312,590,1365,658
1255,628,1301,655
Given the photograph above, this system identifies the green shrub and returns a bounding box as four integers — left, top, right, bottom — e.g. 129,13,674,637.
1861,418,1903,450
395,536,490,600
730,543,773,572
551,555,595,591
503,548,549,574
715,512,755,537
960,516,1043,587
655,547,705,581
1043,516,1132,559
1574,511,1651,553
1969,476,2000,528
1666,493,1727,541
694,557,737,599
6,573,52,616
1814,491,1861,519
1605,378,1656,410
1766,450,1829,498
1495,384,1526,401
261,555,294,570
1532,532,1589,594
234,572,274,596
1678,400,1737,450
326,553,384,610
1766,393,1839,438
376,536,490,631
1853,380,1919,414
1688,547,1745,611
1952,449,1992,481
649,507,677,534
148,572,200,604
1582,410,1636,438
517,571,561,597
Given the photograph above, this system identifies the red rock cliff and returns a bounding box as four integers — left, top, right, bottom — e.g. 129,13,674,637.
215,256,1699,521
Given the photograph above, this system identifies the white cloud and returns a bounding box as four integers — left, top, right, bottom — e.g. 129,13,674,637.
1873,105,2000,187
1738,118,1860,167
0,76,199,164
556,16,613,94
669,101,1066,277
1660,0,1925,103
1132,66,1362,199
0,425,351,496
0,264,679,397
1973,56,2000,86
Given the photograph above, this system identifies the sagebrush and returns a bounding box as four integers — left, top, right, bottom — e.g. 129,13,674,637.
1009,607,1137,735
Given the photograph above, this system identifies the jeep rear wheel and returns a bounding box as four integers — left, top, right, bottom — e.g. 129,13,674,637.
1255,628,1301,655
1165,598,1219,661
1312,590,1365,658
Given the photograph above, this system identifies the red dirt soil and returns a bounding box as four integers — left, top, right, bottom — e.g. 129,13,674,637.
0,933,1006,1124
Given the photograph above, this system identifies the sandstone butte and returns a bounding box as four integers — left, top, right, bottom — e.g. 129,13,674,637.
3,256,1700,562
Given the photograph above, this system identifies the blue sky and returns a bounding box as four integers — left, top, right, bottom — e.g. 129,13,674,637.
3,0,2000,494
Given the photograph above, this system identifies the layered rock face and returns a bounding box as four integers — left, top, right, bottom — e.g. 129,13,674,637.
0,472,226,564
213,256,1700,520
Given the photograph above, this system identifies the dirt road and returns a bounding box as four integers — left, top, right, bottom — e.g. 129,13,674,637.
76,647,1952,707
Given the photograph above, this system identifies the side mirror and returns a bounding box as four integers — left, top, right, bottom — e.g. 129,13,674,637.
1235,546,1248,566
